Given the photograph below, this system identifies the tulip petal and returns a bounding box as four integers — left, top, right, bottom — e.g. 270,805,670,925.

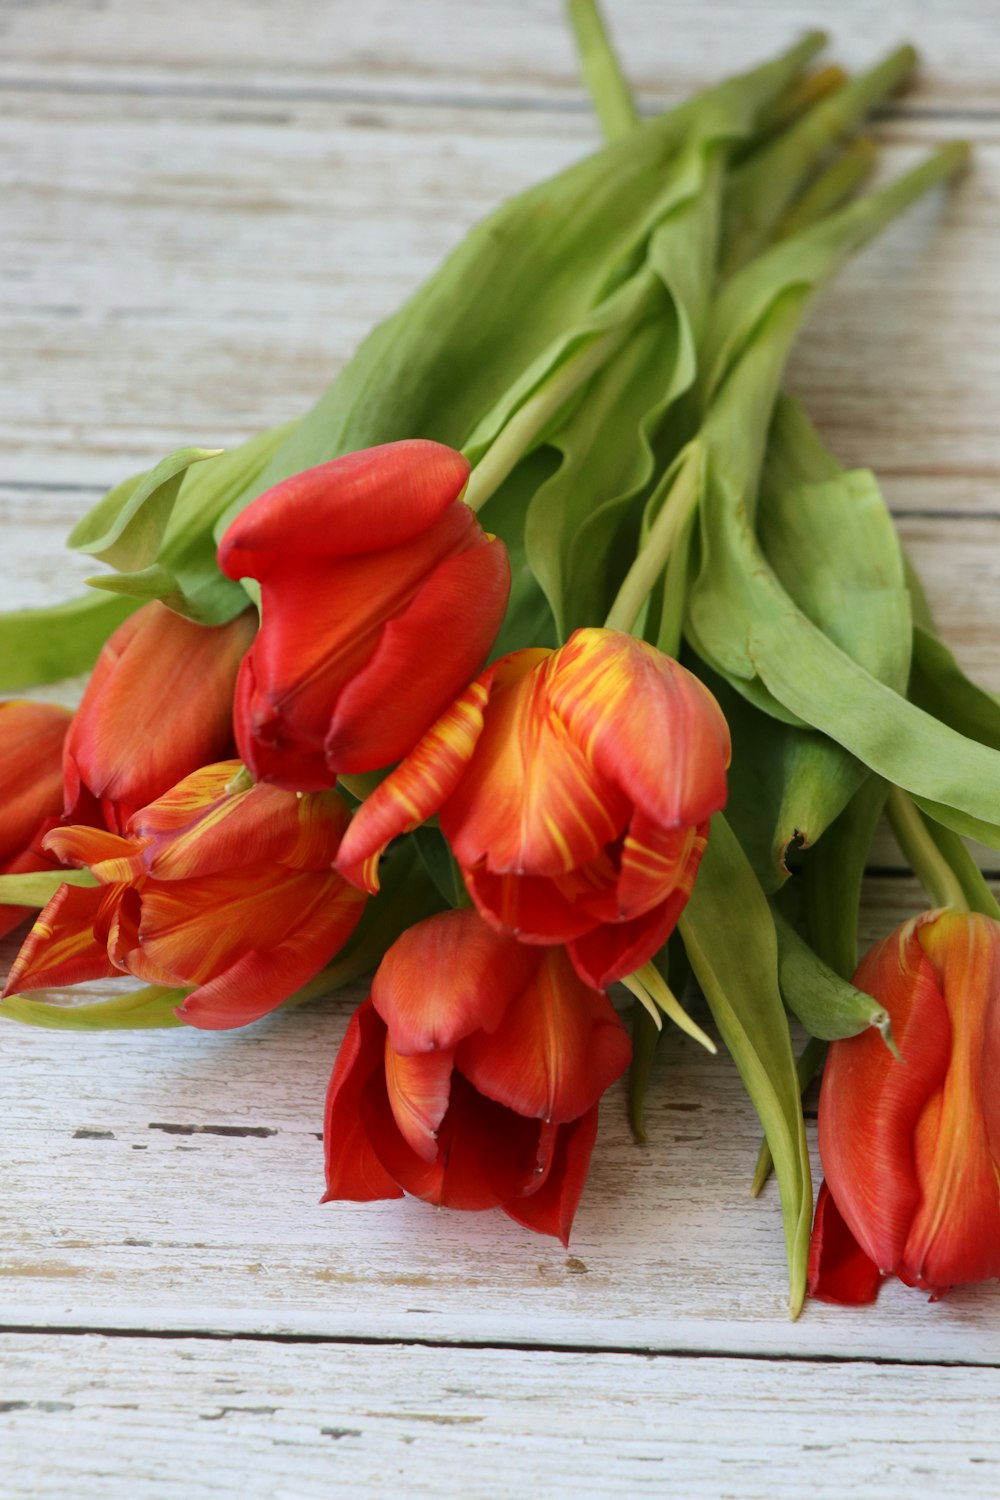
43,824,146,884
443,654,630,878
233,651,332,790
819,920,949,1276
616,815,702,921
455,947,631,1122
547,629,730,830
62,603,254,830
371,908,537,1054
126,764,350,880
903,912,1000,1291
336,667,497,893
567,875,697,990
384,1039,454,1163
325,533,510,774
0,825,65,940
503,1107,600,1247
323,1000,404,1202
218,441,471,578
150,868,366,1022
362,1070,539,1211
465,867,595,943
3,883,121,995
0,701,73,860
808,1181,884,1305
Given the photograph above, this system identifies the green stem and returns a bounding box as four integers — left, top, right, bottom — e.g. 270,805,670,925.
603,439,703,632
567,0,639,141
463,321,635,513
777,135,877,239
886,785,969,911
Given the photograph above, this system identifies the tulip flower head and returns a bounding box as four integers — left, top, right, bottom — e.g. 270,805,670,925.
4,761,367,1029
62,601,256,834
810,909,1000,1303
336,628,731,988
0,699,73,938
323,907,632,1243
217,441,511,791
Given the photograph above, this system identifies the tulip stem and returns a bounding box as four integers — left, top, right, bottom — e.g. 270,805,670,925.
567,0,640,142
463,319,636,514
603,439,704,635
886,787,970,912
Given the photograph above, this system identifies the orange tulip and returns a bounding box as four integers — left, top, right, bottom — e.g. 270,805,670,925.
810,909,1000,1302
63,600,256,833
0,700,73,938
217,441,510,790
4,761,366,1029
323,907,631,1242
336,628,730,988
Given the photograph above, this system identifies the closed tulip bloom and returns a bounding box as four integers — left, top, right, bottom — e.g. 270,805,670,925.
336,628,730,989
0,700,73,938
4,761,366,1030
323,907,632,1243
63,600,256,833
217,441,511,791
809,909,1000,1303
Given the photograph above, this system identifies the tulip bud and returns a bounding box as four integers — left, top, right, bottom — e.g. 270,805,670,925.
0,700,73,938
323,907,632,1243
336,628,731,988
810,909,1000,1302
216,441,511,791
5,761,366,1029
62,601,256,834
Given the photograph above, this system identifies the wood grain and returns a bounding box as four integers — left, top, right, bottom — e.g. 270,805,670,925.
3,1332,999,1500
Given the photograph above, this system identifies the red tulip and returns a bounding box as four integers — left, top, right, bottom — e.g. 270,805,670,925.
809,909,1000,1303
336,628,730,988
217,441,511,791
4,761,366,1029
63,600,256,834
323,907,631,1243
0,700,73,938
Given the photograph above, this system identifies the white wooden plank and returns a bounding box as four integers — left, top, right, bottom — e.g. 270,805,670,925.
3,0,1000,114
1,875,997,1362
3,93,999,493
2,1332,999,1500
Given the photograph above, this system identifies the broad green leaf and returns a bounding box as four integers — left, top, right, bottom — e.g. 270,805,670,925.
243,36,825,499
909,622,1000,751
917,812,1000,921
0,985,186,1031
413,826,468,909
0,590,137,692
773,908,895,1047
752,1035,826,1196
679,814,812,1316
801,772,887,980
68,447,222,571
0,870,97,906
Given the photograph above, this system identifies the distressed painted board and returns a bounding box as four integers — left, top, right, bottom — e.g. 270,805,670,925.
3,1333,1000,1500
3,2,1000,1496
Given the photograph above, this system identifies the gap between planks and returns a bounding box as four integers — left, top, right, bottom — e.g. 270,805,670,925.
0,1322,997,1372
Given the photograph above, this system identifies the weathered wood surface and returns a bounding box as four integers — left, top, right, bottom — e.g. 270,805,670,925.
3,1333,999,1500
3,2,1000,1495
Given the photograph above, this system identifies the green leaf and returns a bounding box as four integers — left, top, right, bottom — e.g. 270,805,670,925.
243,36,826,499
0,985,187,1031
722,46,916,271
773,908,896,1048
0,590,138,692
628,1000,662,1144
413,826,468,909
800,772,887,980
752,1035,826,1197
909,622,1000,751
0,870,97,907
68,447,222,571
679,813,812,1316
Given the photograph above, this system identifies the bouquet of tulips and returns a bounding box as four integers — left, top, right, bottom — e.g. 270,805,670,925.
3,2,998,1316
